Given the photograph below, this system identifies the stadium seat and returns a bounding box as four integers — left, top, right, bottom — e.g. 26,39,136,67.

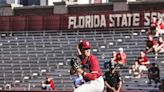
0,28,163,91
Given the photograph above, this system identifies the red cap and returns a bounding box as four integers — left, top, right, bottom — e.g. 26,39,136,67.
79,40,91,49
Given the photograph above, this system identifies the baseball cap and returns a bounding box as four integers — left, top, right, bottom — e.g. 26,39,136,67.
109,64,115,70
119,48,123,51
79,40,91,49
109,67,115,71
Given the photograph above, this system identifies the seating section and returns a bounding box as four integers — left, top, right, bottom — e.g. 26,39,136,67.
0,28,163,91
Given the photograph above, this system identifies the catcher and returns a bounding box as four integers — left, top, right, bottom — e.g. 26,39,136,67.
70,40,104,92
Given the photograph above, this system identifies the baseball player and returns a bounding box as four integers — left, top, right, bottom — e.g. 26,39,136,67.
72,40,104,92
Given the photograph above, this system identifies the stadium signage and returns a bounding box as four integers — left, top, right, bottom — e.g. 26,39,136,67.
68,15,107,29
144,12,164,26
0,10,164,31
68,11,164,29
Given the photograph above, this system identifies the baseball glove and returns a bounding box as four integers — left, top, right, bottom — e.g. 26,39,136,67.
69,67,76,75
70,57,81,70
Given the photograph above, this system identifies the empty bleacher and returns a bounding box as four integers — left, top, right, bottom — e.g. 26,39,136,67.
0,28,163,91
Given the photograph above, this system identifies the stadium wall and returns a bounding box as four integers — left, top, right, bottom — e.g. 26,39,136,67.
13,6,54,16
68,1,164,14
13,1,164,15
0,10,164,31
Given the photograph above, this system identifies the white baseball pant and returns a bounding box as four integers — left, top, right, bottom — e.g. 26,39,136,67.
74,76,104,92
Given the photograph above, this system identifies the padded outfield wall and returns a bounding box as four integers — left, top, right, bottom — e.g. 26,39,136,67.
0,10,164,31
